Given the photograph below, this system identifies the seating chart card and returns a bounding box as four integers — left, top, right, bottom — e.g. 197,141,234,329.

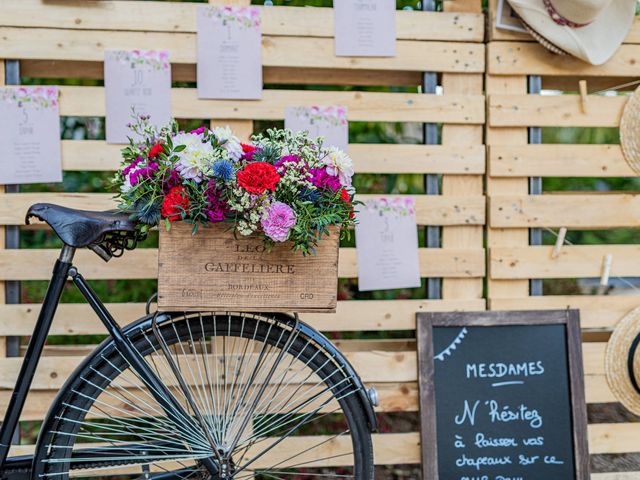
284,106,348,152
104,50,172,144
355,197,421,291
0,87,62,184
197,5,263,100
334,0,396,57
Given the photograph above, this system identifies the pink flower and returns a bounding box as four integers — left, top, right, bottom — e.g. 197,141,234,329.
261,201,296,242
310,167,340,191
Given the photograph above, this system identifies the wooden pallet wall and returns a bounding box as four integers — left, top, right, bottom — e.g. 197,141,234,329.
0,0,486,471
487,1,640,476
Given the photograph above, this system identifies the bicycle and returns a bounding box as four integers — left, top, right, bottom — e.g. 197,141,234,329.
0,203,377,480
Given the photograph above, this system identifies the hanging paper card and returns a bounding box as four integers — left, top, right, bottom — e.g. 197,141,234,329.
197,5,262,100
0,87,62,184
104,50,172,144
355,197,421,291
334,0,396,57
284,106,348,152
496,0,528,33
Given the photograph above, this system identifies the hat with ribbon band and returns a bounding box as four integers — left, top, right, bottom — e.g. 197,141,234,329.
507,0,636,65
605,306,640,415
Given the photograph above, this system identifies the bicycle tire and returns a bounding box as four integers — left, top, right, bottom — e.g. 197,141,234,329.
34,312,374,480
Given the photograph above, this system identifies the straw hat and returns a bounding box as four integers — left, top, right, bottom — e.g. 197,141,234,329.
605,306,640,415
507,0,636,65
620,85,640,175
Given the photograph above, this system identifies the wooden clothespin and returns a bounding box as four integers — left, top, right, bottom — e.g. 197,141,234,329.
600,253,613,286
579,80,588,114
551,227,567,259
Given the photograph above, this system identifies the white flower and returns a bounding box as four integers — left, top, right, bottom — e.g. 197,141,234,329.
120,175,132,193
173,132,214,183
212,126,243,161
323,147,354,188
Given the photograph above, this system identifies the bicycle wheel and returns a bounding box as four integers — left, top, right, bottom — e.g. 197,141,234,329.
35,312,374,479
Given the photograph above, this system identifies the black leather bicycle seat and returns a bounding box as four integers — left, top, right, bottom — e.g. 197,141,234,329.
25,203,137,248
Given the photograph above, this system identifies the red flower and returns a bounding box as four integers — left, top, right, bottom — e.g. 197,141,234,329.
340,188,354,219
161,186,190,221
148,143,164,159
237,162,280,195
241,143,256,154
241,143,257,161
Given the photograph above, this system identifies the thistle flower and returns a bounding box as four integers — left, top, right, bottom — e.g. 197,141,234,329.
212,159,235,182
132,197,162,225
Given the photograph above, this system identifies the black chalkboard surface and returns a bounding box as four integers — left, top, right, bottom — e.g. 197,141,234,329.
417,310,589,480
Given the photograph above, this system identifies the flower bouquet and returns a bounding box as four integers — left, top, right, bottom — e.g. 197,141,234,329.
114,117,356,255
113,117,355,312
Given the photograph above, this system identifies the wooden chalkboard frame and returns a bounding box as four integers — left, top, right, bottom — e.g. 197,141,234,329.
416,309,589,479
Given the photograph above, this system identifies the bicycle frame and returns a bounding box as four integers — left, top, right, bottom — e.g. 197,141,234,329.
0,245,221,477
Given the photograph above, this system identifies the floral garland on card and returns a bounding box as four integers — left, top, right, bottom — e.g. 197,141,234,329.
291,106,348,127
113,117,357,255
109,50,170,71
0,87,58,109
363,197,415,217
202,6,261,29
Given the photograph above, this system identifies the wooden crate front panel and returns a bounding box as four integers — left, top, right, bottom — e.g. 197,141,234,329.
0,0,486,470
157,223,339,312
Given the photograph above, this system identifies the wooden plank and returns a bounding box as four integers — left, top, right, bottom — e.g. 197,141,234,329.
489,94,626,128
5,193,486,226
441,72,485,300
485,75,530,299
490,194,640,228
0,247,485,281
0,28,486,74
489,42,640,77
52,86,485,124
21,60,424,87
0,342,610,388
490,245,640,279
0,1,485,42
7,425,640,465
59,140,485,174
0,298,486,336
490,295,640,330
489,145,633,177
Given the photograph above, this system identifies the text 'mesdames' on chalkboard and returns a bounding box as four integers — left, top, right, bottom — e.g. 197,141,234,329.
417,310,589,480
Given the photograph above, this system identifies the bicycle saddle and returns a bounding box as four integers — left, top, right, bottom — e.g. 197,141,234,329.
25,203,137,248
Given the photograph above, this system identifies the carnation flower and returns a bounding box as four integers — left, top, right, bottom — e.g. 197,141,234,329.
237,162,280,195
241,143,257,161
173,132,214,183
212,126,243,161
310,167,340,192
261,201,296,242
162,169,181,193
148,143,164,159
340,188,355,219
323,146,354,188
161,185,190,221
212,159,235,182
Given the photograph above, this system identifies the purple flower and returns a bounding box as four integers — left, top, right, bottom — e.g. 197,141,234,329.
310,167,340,192
261,201,296,242
190,126,207,135
122,156,144,176
129,161,159,185
204,179,228,223
274,155,303,174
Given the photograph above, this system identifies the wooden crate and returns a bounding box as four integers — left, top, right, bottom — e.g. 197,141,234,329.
487,1,640,476
157,222,339,312
0,0,486,471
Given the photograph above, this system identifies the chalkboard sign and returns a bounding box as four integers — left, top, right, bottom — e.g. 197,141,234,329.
417,310,589,480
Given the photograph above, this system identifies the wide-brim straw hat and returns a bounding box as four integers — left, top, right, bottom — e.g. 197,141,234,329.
507,0,636,65
621,85,640,175
605,306,640,415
